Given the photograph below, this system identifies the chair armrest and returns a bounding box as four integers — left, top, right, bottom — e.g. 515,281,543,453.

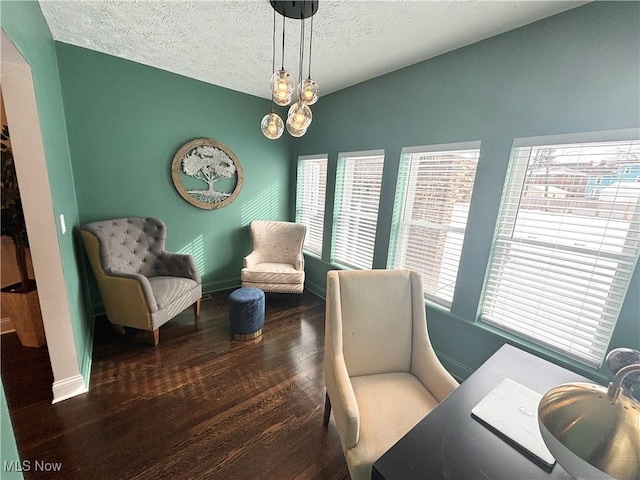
411,339,459,403
243,251,263,269
158,252,201,284
104,269,158,314
410,270,458,402
294,253,304,271
326,353,360,450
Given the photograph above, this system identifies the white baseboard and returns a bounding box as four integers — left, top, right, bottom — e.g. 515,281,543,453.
52,374,88,404
0,317,15,334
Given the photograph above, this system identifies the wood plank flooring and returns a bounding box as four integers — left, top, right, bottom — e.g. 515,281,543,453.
2,290,349,480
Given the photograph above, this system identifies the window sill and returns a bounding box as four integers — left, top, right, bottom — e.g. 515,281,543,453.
302,250,323,262
425,303,610,385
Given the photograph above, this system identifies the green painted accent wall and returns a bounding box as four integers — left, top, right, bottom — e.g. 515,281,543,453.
294,1,640,382
55,44,292,295
0,381,23,479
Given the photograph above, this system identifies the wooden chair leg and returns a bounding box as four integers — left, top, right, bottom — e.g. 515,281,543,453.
323,392,332,426
193,299,201,321
151,329,159,346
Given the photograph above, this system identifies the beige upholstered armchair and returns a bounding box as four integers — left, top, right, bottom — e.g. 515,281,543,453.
241,220,306,294
323,269,459,480
80,217,202,345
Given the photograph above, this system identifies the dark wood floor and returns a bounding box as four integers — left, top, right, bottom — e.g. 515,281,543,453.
2,290,349,480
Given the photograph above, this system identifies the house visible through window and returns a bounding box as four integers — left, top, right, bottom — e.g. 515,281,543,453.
479,137,640,367
331,151,384,270
295,155,328,257
388,143,480,307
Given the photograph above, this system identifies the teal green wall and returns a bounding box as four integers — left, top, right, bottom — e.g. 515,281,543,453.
294,1,640,382
1,2,92,383
0,381,23,480
55,44,292,294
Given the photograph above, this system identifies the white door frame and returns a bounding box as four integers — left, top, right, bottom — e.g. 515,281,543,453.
1,29,87,403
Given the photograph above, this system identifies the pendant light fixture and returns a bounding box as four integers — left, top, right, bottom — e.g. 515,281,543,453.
261,9,285,139
270,11,294,107
297,14,319,105
260,111,284,140
286,11,312,136
262,1,319,140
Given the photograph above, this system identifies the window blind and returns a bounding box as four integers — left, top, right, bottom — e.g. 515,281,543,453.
331,152,384,269
295,155,328,256
388,145,480,307
480,139,640,367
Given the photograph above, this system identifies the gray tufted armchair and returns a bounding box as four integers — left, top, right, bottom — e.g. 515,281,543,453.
80,217,202,345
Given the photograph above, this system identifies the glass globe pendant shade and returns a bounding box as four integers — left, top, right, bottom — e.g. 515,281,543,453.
270,70,295,106
297,78,319,105
261,112,284,139
287,101,312,131
286,121,307,138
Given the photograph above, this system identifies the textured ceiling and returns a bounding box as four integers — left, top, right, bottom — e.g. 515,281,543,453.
39,0,588,99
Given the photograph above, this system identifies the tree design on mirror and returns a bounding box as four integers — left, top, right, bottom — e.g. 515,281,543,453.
171,138,243,209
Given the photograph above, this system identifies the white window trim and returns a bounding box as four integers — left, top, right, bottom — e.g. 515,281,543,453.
296,154,328,258
389,141,481,308
337,149,385,159
331,149,385,270
401,140,481,155
479,130,640,367
511,128,639,148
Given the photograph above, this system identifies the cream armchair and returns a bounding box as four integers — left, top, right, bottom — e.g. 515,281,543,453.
80,217,202,345
323,269,459,480
241,220,306,294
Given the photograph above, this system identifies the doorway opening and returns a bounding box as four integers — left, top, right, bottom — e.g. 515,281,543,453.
1,90,54,408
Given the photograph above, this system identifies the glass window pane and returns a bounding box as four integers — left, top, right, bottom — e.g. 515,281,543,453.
480,138,640,367
388,145,480,307
331,152,384,269
296,155,328,256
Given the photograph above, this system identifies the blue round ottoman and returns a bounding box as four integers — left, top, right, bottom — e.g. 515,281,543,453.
228,287,265,340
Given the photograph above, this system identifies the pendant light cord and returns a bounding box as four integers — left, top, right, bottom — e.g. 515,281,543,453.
281,15,286,70
271,7,276,113
308,15,313,80
298,16,305,88
272,8,276,74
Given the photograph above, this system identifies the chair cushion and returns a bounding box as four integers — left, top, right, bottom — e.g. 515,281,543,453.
345,372,439,480
241,262,304,284
148,276,198,310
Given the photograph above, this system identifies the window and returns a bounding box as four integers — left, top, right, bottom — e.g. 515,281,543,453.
480,137,640,367
388,143,480,307
331,151,384,269
295,155,328,256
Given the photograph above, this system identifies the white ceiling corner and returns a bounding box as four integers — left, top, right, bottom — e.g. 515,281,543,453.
39,0,589,99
